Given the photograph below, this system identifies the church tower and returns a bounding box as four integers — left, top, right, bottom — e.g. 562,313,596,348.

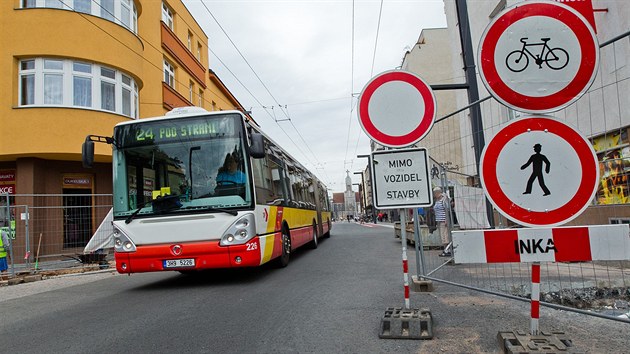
343,170,357,219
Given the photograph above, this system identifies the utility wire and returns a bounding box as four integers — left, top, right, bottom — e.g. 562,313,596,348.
57,0,242,111
344,0,356,171
370,0,384,77
198,0,291,121
198,0,330,180
51,0,329,184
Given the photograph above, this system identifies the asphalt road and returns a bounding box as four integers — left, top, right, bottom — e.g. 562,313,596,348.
1,221,629,353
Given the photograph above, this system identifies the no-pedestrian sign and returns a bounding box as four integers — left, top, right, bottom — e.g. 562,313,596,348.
371,148,433,209
480,116,599,227
478,0,599,113
358,70,436,148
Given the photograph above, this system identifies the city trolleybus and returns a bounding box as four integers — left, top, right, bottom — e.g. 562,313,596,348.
82,107,332,274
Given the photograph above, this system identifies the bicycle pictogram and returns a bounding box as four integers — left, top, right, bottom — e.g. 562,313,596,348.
505,37,569,73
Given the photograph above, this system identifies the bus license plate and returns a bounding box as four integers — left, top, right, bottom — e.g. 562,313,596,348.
163,258,195,268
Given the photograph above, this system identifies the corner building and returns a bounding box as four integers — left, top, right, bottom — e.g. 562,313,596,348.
0,0,247,257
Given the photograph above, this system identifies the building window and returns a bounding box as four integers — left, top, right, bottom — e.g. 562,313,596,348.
73,62,92,107
22,0,138,34
18,58,138,118
197,43,202,61
189,81,194,103
187,31,193,51
100,0,115,21
19,60,35,106
43,59,63,105
74,0,91,13
122,74,135,117
198,89,203,108
162,2,174,30
100,67,116,112
121,0,132,29
45,0,63,9
164,60,175,88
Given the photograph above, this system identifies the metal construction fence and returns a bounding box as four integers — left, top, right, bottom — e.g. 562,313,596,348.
400,30,630,324
1,193,113,275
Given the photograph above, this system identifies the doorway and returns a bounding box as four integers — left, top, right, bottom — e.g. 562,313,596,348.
63,189,92,248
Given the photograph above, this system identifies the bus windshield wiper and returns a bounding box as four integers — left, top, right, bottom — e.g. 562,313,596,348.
125,201,151,224
181,205,238,216
125,195,183,224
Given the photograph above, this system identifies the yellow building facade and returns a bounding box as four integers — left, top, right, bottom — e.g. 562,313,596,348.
0,0,247,256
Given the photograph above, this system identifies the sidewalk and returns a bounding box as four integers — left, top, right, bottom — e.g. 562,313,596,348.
1,255,113,286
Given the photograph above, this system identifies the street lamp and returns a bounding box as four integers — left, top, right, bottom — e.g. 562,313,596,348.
352,182,363,215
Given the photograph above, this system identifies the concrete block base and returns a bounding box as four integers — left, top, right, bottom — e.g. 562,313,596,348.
411,275,434,292
379,307,433,339
498,330,579,353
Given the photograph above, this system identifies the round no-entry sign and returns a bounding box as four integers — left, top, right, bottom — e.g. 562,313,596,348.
357,70,436,148
480,116,599,227
478,1,599,114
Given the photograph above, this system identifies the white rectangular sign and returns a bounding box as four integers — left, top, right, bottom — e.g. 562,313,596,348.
371,148,433,209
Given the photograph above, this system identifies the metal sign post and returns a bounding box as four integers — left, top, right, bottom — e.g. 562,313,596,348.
399,209,410,310
357,71,437,340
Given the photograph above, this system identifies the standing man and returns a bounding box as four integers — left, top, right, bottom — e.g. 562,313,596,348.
433,187,450,257
0,227,9,277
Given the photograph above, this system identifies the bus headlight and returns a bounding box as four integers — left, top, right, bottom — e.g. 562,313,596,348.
220,214,256,246
113,226,137,253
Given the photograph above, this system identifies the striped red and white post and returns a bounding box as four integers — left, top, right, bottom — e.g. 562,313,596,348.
400,209,410,309
530,262,540,335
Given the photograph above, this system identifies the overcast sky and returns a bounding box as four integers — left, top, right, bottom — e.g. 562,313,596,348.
182,0,448,193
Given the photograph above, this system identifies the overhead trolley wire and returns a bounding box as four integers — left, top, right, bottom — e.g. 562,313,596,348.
344,0,356,171
370,0,384,78
56,0,241,111
198,0,292,121
198,0,331,181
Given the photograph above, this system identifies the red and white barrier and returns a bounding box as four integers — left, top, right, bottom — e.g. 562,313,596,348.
452,224,630,264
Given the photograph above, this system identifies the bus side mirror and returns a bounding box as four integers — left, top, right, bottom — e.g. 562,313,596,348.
82,138,94,168
250,133,265,159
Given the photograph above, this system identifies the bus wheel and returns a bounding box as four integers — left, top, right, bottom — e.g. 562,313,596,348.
309,223,318,249
323,219,331,238
278,227,291,268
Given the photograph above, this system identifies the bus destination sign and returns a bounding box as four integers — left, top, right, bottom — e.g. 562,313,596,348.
116,114,239,147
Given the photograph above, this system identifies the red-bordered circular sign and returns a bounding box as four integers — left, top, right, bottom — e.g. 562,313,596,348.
478,1,599,114
357,70,436,148
480,116,598,227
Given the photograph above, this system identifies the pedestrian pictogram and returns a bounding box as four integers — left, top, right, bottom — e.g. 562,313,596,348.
357,70,436,148
478,1,599,113
480,117,598,227
520,143,551,196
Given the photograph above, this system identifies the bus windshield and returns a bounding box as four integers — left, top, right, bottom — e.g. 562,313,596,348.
111,113,252,218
